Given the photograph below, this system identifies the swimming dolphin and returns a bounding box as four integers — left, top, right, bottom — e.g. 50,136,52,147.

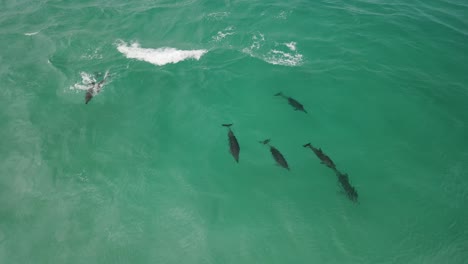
85,71,109,104
336,170,358,202
274,92,307,113
222,124,240,163
303,143,336,170
260,139,290,170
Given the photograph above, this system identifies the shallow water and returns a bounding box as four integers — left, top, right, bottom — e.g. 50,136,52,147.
1,0,467,263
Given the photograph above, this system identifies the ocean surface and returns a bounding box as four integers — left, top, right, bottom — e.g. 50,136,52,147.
1,0,468,263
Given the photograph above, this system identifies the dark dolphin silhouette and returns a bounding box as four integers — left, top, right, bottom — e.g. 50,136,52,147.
260,139,290,170
85,72,109,104
275,92,307,113
303,142,358,202
222,124,240,163
336,170,358,202
303,143,336,170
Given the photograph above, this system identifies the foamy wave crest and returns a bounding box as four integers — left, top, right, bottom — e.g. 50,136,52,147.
117,41,207,66
242,33,303,67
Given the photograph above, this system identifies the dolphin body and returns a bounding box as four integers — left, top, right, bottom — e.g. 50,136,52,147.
336,171,358,202
260,139,290,170
85,71,109,104
303,142,358,202
274,92,307,113
222,124,240,163
303,143,336,170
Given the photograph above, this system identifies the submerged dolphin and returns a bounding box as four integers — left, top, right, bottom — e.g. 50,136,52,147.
85,71,109,104
274,92,307,113
303,143,336,170
336,170,358,202
222,124,240,163
260,139,290,170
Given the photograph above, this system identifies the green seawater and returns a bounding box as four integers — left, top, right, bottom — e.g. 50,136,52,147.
1,0,468,263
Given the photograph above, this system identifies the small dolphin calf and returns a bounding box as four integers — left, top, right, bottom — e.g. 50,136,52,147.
336,171,358,202
260,139,290,170
85,71,109,104
222,124,240,163
274,92,307,113
303,143,336,170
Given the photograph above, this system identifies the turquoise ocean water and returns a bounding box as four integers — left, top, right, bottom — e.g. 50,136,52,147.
1,0,468,263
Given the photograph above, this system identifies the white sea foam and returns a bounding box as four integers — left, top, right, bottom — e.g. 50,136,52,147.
212,26,235,42
247,32,265,50
24,31,39,36
264,49,303,66
116,41,207,66
242,34,303,67
81,48,103,60
206,12,230,21
275,10,291,20
71,72,95,91
70,71,109,92
285,42,297,51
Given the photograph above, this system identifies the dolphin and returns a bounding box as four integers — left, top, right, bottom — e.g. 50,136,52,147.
274,92,307,113
222,124,240,163
260,139,290,170
85,71,109,104
303,143,336,170
336,170,358,202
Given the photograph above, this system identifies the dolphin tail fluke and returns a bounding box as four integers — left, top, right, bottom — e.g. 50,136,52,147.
274,92,283,97
222,124,233,127
303,143,312,148
260,139,271,145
